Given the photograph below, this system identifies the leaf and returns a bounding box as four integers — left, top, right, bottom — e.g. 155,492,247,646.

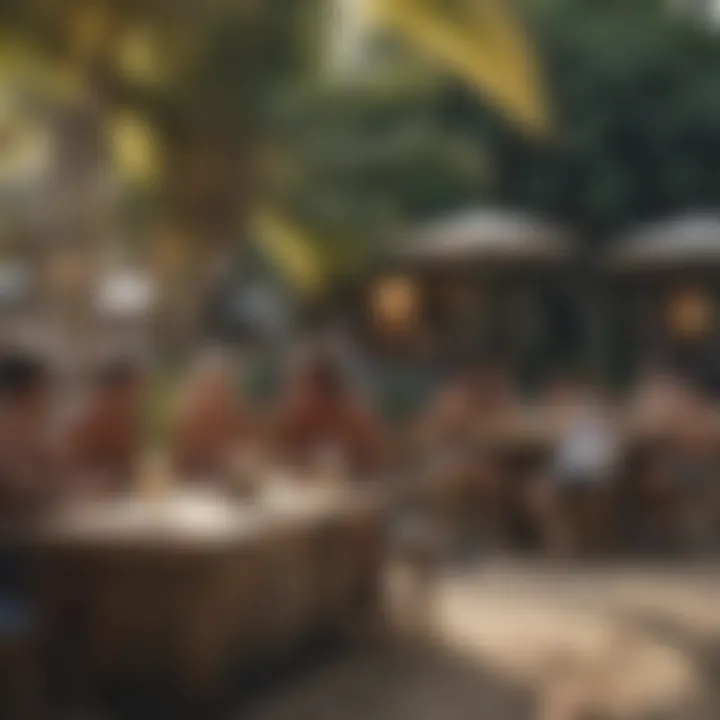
253,211,326,294
372,0,551,137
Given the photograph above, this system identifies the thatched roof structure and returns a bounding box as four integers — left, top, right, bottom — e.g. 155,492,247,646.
392,209,573,269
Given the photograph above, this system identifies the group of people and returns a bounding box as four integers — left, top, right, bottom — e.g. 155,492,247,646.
0,344,395,717
0,343,718,549
0,346,389,520
1,343,720,712
421,361,720,556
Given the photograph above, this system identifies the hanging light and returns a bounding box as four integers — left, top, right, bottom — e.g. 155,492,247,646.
667,287,714,340
370,275,420,333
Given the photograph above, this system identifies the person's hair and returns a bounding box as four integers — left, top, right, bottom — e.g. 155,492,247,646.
0,351,48,402
94,357,141,391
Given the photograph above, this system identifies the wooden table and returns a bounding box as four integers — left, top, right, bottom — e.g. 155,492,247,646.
33,485,388,695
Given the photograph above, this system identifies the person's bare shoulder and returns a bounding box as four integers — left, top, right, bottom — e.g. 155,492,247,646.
429,381,469,422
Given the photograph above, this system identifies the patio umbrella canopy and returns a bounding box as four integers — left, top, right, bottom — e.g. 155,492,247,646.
392,209,573,270
606,213,720,273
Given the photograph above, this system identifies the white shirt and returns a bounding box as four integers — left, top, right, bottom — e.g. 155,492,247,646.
554,407,617,481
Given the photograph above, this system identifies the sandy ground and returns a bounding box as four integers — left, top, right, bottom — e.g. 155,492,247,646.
244,560,720,720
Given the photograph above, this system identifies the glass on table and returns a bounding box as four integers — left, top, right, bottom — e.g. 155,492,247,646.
137,449,174,500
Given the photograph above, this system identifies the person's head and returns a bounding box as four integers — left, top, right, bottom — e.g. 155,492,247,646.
93,356,145,412
0,351,50,426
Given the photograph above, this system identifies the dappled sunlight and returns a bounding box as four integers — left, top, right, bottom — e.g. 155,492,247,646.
430,567,704,718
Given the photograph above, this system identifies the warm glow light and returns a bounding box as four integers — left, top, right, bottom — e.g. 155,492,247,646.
370,275,420,331
667,288,714,340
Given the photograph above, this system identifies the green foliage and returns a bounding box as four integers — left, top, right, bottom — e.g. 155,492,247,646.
275,0,720,266
8,0,720,271
485,0,720,243
266,66,491,275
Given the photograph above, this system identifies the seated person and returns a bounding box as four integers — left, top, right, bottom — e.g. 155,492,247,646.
171,352,253,481
416,358,513,546
66,357,145,495
0,351,60,518
633,382,718,550
626,366,692,442
420,357,513,449
273,351,386,477
0,351,58,716
526,377,619,555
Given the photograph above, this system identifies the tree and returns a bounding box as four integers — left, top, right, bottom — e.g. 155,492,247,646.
264,68,490,286
275,0,720,281
262,0,551,288
485,0,720,245
0,0,552,335
0,0,317,346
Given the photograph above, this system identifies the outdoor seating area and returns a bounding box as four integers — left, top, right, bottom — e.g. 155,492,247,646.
0,339,719,717
5,207,720,717
0,347,395,716
9,2,720,719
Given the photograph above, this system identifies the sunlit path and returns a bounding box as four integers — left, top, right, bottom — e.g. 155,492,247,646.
245,561,720,720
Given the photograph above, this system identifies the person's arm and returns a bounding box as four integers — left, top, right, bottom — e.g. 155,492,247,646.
346,402,390,474
56,413,95,495
271,397,309,467
228,400,255,447
61,411,131,497
42,428,80,503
